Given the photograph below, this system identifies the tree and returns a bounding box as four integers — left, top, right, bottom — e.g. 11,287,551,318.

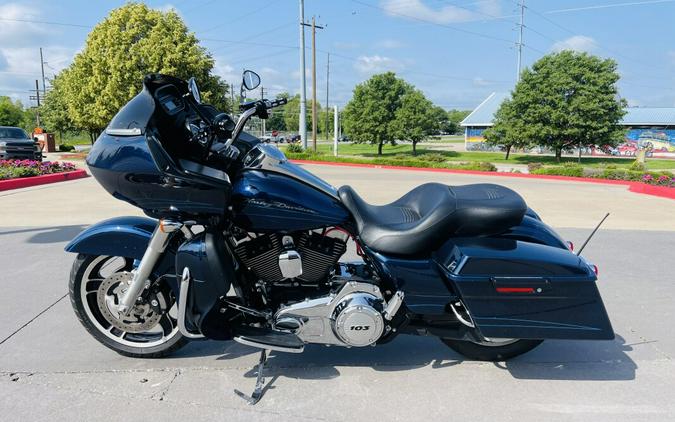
342,72,412,155
393,90,438,155
494,51,626,161
483,99,532,159
49,3,229,142
0,96,27,128
41,75,75,138
266,92,289,132
447,109,471,134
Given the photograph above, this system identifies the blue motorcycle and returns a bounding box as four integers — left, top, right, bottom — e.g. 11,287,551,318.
66,71,613,403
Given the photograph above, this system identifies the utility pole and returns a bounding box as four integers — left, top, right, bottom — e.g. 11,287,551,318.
29,80,41,127
516,0,525,82
298,0,307,149
306,16,324,152
325,52,330,142
260,86,265,138
39,48,46,96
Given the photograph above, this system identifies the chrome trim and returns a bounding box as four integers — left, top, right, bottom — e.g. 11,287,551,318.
233,336,304,353
450,300,475,328
106,128,142,136
278,250,303,279
177,267,205,339
383,291,404,321
226,107,258,148
117,219,180,314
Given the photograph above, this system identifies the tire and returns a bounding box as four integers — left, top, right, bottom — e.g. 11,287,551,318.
69,254,188,358
441,338,543,361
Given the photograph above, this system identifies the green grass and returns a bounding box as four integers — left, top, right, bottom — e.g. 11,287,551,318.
283,143,675,170
58,132,92,146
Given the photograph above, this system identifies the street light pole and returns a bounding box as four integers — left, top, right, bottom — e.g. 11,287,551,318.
299,0,308,149
516,0,525,82
311,16,317,152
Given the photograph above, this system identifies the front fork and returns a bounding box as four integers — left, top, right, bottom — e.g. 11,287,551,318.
117,219,185,315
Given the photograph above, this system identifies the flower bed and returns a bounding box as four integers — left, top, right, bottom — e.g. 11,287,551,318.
527,163,675,189
0,159,78,180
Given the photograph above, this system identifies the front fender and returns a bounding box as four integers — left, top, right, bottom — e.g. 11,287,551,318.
65,216,157,259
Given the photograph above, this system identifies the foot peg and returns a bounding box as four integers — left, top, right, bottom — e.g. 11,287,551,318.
234,349,269,405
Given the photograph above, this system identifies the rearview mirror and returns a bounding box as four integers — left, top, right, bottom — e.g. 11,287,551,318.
242,70,261,91
188,77,201,103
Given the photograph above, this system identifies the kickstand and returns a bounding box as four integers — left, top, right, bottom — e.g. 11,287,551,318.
234,349,269,405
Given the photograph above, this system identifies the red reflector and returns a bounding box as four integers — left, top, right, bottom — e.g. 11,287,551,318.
593,265,599,276
496,287,535,293
567,241,574,251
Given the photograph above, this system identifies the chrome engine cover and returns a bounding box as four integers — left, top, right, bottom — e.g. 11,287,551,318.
273,281,385,347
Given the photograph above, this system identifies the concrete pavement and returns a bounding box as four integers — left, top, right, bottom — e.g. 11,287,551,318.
1,164,674,421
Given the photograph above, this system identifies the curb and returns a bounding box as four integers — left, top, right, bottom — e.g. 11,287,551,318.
290,159,675,200
0,170,89,192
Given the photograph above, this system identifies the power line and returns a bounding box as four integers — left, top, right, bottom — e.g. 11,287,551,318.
351,0,515,45
200,0,280,34
0,17,91,28
545,0,675,14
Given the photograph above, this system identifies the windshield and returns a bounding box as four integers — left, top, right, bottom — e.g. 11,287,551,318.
0,128,30,139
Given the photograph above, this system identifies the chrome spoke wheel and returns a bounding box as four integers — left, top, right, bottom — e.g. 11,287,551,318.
78,255,180,349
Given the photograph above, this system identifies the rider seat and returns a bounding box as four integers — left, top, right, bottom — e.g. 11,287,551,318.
338,183,527,256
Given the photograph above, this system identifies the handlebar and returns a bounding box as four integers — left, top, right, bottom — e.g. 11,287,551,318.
227,98,288,148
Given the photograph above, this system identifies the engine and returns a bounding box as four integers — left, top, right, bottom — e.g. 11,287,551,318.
231,228,347,284
273,279,404,348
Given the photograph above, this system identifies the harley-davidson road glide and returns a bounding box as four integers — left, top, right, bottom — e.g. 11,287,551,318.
65,71,613,403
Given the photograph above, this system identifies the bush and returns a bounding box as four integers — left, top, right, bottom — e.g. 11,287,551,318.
531,165,584,177
285,142,304,153
527,162,543,172
629,160,646,172
58,144,76,152
462,161,497,172
419,153,447,163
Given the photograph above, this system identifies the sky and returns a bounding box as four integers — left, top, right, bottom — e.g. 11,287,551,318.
1,0,675,112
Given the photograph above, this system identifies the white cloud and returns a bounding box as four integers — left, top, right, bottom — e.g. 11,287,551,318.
0,3,50,47
354,55,404,74
380,0,501,24
551,35,597,53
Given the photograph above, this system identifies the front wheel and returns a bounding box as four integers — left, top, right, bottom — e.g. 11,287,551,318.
69,254,188,358
441,338,543,361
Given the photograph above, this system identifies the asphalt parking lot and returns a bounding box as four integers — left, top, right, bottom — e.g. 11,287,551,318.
1,164,674,421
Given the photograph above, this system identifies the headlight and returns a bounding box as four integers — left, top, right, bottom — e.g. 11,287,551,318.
0,142,6,151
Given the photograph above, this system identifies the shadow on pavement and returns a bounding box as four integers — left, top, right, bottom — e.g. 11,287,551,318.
169,332,636,382
0,225,87,244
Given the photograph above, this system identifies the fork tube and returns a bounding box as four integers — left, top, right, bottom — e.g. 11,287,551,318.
118,220,181,315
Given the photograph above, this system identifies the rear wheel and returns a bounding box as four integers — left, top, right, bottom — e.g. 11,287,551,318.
69,254,188,358
441,338,543,361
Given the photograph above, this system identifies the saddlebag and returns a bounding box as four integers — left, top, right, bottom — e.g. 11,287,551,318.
434,238,614,340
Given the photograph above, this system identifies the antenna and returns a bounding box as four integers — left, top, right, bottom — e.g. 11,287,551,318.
576,213,610,256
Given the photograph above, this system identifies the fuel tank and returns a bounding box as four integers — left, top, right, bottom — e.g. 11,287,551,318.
231,169,350,232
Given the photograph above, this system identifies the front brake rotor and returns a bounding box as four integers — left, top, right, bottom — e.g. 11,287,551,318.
96,272,164,333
